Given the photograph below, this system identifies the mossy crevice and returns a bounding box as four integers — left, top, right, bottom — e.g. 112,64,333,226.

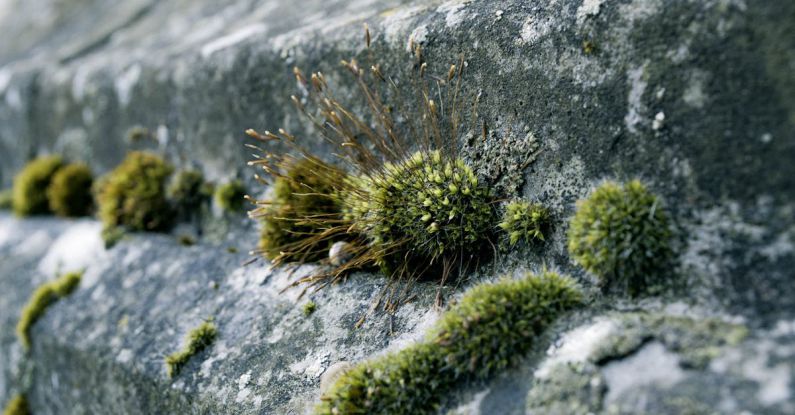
165,320,218,378
317,270,583,414
16,271,83,351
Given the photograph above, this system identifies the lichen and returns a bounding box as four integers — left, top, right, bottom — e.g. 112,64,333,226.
96,151,174,234
12,155,64,216
1,394,30,415
316,270,582,414
46,163,94,217
214,179,246,212
165,320,218,378
498,200,550,246
567,180,672,296
526,362,605,415
16,271,82,351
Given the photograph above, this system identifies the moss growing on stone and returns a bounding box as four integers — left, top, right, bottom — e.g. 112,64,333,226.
303,301,317,316
498,200,550,246
96,151,174,233
214,179,246,212
2,394,30,415
168,169,212,218
0,188,12,210
165,320,217,378
567,180,672,296
16,271,82,350
12,155,64,216
317,270,582,414
47,163,94,217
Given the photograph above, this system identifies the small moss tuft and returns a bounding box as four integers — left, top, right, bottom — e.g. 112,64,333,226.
168,169,212,218
165,320,218,378
96,151,174,232
2,394,30,415
214,180,247,212
317,270,582,414
47,163,94,217
16,271,82,350
567,180,672,296
0,188,12,210
12,155,64,216
303,301,317,316
498,200,550,246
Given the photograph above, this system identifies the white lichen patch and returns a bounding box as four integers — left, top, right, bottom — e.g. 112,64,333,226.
437,0,470,29
201,24,267,58
289,352,330,380
624,63,648,134
683,69,709,108
602,341,687,404
38,220,105,277
535,318,618,378
517,14,554,45
576,0,606,26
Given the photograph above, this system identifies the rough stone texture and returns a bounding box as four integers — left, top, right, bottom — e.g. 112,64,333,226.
1,0,794,413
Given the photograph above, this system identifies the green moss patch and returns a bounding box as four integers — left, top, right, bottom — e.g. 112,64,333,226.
303,301,317,316
317,270,582,414
96,151,174,233
47,163,94,217
498,200,550,246
0,188,12,210
16,271,82,351
214,179,246,212
567,180,672,296
165,320,218,378
168,169,212,219
2,394,30,415
12,155,64,216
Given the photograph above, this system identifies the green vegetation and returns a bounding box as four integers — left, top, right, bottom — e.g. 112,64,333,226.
2,395,30,415
317,270,582,414
168,169,212,218
16,271,82,350
0,188,12,209
567,180,672,296
498,200,550,246
12,155,64,216
47,163,94,217
165,320,218,378
96,151,174,233
214,179,247,212
259,159,344,262
303,301,317,316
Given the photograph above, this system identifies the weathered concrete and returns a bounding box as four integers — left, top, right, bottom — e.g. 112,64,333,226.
1,0,794,413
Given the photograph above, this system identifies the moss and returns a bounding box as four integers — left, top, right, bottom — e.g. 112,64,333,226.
12,155,64,216
177,235,195,246
259,159,345,262
2,395,30,415
567,180,672,296
0,188,12,210
303,301,317,316
101,226,126,249
317,270,583,414
498,200,550,246
96,151,174,232
47,163,94,217
16,271,82,350
165,320,218,378
168,169,212,218
214,179,246,212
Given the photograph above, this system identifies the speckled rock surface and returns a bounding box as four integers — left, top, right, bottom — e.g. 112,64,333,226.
1,0,794,413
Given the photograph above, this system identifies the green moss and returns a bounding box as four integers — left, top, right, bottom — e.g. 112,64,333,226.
357,150,494,271
214,180,246,212
96,151,174,232
177,235,195,246
2,394,30,415
101,226,127,249
165,320,218,378
317,270,582,414
46,163,94,217
16,271,82,350
168,169,212,218
12,155,64,216
498,200,550,246
259,159,344,262
0,188,12,210
303,301,317,316
567,180,672,296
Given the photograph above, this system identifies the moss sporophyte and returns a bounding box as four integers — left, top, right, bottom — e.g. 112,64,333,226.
245,27,529,314
316,270,583,414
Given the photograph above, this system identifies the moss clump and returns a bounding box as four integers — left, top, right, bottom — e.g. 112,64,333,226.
2,395,30,415
214,179,246,212
317,270,582,414
357,150,494,271
303,301,317,316
259,159,344,262
16,271,82,350
165,320,217,378
96,151,174,232
498,200,550,246
12,155,64,216
168,169,212,218
47,163,94,217
0,188,12,210
567,180,672,296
